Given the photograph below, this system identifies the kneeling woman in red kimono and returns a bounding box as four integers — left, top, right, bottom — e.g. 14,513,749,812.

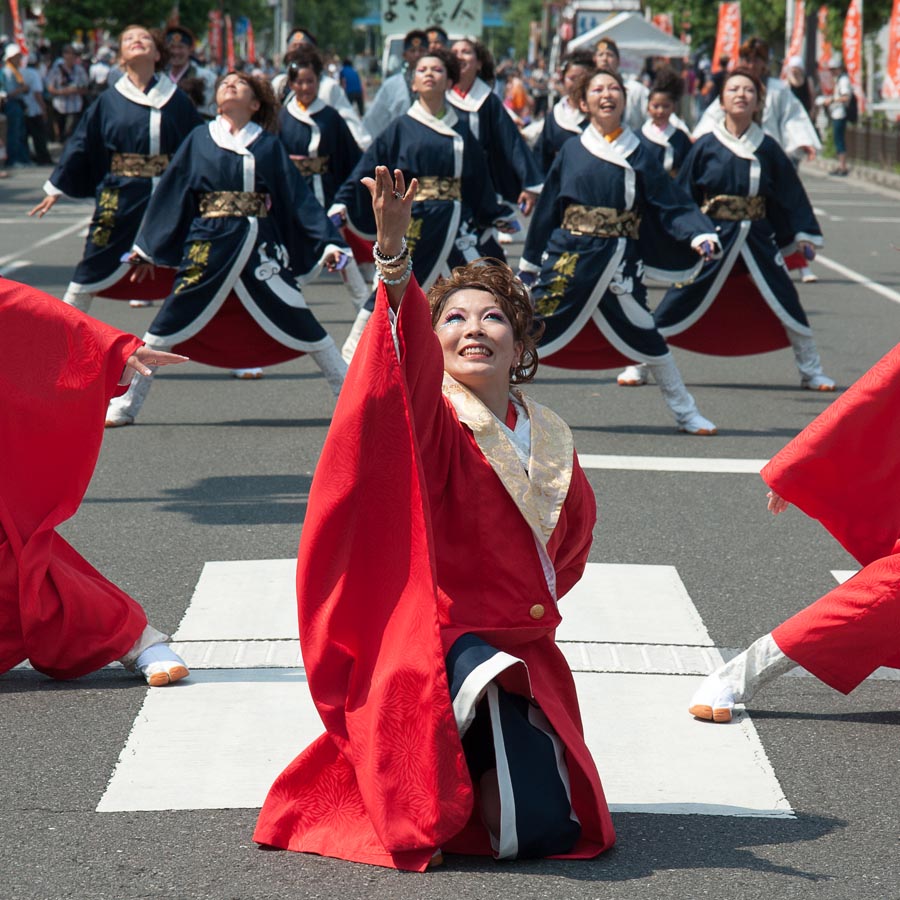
254,168,615,870
0,279,190,686
689,342,900,722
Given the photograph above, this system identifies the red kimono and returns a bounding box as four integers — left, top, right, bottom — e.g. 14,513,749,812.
254,278,615,870
761,342,900,693
0,279,148,679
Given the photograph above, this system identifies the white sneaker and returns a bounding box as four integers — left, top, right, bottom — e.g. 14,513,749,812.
231,368,264,379
800,269,818,283
688,673,735,722
801,373,836,391
677,411,717,435
136,643,189,687
129,300,155,308
617,363,650,386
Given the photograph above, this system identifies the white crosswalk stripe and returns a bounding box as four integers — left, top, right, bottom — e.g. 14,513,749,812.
97,560,794,818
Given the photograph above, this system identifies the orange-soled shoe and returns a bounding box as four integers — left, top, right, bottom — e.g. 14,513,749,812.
136,644,190,687
689,674,735,723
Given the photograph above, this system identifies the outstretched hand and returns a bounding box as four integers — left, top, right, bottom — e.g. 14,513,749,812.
360,166,418,257
122,346,189,380
766,490,790,515
29,195,58,218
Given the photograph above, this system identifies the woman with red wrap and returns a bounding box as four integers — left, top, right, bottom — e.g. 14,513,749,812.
254,168,615,870
0,278,190,686
689,342,900,722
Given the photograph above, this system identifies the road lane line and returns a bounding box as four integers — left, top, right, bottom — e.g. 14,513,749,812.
0,216,91,268
815,254,900,306
579,455,766,473
0,260,32,277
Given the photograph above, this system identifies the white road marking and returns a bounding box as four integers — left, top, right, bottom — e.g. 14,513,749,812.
0,216,91,268
579,455,766,474
0,260,32,277
98,561,792,817
814,254,900,306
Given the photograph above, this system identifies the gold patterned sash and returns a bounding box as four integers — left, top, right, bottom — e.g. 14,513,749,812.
562,204,642,239
415,176,462,201
701,194,767,221
199,191,269,218
110,152,170,178
292,156,330,176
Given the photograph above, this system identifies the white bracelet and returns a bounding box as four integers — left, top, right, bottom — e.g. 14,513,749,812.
373,237,407,264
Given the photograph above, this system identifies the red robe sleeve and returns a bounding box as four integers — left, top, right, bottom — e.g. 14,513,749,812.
0,279,146,678
292,277,472,855
761,343,900,565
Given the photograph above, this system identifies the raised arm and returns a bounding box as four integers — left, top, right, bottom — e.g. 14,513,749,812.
359,166,419,310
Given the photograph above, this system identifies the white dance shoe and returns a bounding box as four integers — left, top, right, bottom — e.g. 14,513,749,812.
688,673,735,723
136,644,190,687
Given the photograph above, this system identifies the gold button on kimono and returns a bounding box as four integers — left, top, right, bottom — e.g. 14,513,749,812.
529,604,546,620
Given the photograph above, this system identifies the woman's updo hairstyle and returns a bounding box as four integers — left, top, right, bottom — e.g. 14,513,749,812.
649,66,683,104
418,45,461,86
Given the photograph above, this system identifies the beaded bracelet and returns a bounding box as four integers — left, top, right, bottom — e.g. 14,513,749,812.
373,237,407,264
377,256,413,285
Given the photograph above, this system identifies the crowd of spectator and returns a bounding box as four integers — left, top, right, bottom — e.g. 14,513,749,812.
0,27,865,180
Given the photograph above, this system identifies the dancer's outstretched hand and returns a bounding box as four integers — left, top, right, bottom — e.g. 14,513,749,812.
360,166,418,258
766,490,790,515
29,195,58,218
122,346,189,380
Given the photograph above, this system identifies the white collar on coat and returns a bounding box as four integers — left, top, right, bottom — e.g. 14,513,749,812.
284,94,326,125
641,119,676,146
446,77,492,113
711,121,765,161
553,97,587,133
580,123,640,169
406,99,459,137
114,71,177,109
208,116,263,155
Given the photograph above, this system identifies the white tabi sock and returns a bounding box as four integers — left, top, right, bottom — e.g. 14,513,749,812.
341,307,372,364
340,258,374,310
309,341,348,397
785,327,835,389
647,355,717,435
62,283,94,312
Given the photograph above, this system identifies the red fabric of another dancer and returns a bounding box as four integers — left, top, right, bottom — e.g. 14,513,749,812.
0,279,147,679
762,343,900,692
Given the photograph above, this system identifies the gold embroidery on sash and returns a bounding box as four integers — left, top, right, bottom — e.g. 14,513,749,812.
110,152,170,178
415,176,462,201
562,204,641,239
701,194,766,221
291,156,330,176
199,191,269,218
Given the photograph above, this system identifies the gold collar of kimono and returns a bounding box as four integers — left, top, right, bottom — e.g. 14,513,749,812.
441,373,574,548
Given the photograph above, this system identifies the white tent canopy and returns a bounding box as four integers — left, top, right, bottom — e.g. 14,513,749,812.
568,12,691,59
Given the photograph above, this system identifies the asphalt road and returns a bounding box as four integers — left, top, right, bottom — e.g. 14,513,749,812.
2,162,899,900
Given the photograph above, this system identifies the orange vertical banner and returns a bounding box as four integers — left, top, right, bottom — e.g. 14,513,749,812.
8,0,29,55
816,5,834,92
782,0,806,75
712,2,741,73
882,0,900,98
843,0,864,113
225,14,235,70
247,20,257,65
